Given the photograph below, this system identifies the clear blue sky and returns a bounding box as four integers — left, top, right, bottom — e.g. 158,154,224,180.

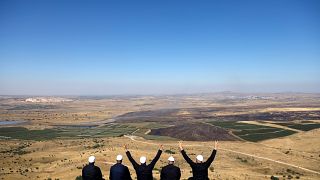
1,0,319,95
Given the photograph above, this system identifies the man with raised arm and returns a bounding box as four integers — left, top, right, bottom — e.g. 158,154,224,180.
125,144,163,180
179,141,218,180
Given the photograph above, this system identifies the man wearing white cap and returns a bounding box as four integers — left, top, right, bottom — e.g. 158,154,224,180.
179,141,218,180
125,144,163,180
109,154,132,180
82,155,104,180
160,156,181,180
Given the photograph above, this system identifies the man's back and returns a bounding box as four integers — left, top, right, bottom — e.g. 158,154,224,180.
160,164,181,180
188,163,209,180
82,163,103,180
110,163,132,180
126,150,162,180
134,163,154,180
181,149,216,180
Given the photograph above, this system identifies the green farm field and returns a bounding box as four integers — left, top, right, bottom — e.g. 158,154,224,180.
207,121,297,142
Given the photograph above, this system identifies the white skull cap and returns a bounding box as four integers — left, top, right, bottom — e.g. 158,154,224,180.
140,156,146,164
88,156,95,163
196,155,203,162
116,155,123,161
168,156,175,162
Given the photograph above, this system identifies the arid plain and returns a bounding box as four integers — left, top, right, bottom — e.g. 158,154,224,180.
0,93,319,180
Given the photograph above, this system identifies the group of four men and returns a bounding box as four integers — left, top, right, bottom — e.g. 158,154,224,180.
82,141,218,180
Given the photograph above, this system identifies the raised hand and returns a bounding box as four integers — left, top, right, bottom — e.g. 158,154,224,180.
179,141,183,151
124,144,128,151
159,144,164,151
214,140,218,150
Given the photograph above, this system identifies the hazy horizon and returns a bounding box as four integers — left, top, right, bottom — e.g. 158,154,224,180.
1,0,320,95
1,88,320,97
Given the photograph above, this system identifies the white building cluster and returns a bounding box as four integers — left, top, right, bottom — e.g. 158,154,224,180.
25,97,73,103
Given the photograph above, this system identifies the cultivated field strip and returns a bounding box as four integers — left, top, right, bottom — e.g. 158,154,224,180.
207,121,298,142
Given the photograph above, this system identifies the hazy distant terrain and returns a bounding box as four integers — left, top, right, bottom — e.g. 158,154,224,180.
0,93,320,179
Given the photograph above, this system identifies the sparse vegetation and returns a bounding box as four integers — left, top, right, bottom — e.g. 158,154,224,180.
236,156,248,163
164,149,175,154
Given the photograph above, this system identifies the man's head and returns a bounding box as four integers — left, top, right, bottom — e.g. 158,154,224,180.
116,154,123,163
88,156,95,164
168,156,175,164
140,156,146,164
196,155,203,163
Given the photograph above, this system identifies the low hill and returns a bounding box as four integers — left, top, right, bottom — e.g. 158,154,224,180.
150,123,237,141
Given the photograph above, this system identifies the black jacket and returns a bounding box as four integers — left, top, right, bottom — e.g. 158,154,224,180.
82,163,104,180
181,149,217,180
126,150,162,180
109,163,132,180
160,164,181,180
